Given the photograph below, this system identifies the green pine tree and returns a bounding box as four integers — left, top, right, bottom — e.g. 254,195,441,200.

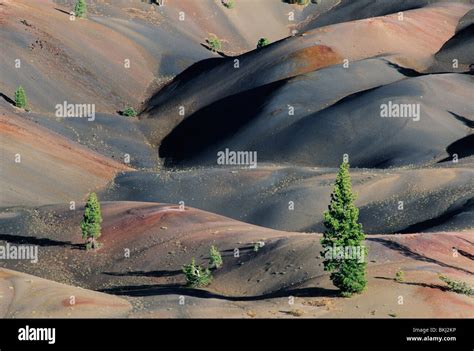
206,36,221,52
182,258,213,287
81,192,102,250
14,86,27,109
74,0,87,18
122,107,137,117
209,245,223,269
320,161,367,296
257,38,270,49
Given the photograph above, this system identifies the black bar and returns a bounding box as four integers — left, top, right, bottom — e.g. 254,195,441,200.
0,319,472,350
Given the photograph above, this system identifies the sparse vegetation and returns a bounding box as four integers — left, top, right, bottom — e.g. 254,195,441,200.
284,0,310,5
253,241,265,252
81,192,102,250
209,245,223,269
222,0,235,9
122,107,137,117
257,38,270,49
439,274,474,296
395,270,405,283
74,0,87,18
321,161,367,297
14,86,27,109
182,258,213,287
206,35,222,52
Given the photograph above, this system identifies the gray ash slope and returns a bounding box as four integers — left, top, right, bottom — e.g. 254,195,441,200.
157,67,474,169
141,3,474,167
86,3,474,233
429,9,474,72
103,158,474,234
17,107,159,170
1,0,473,236
300,0,474,31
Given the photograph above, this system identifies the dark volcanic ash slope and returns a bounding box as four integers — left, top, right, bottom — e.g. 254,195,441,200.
300,0,474,31
159,70,474,169
158,58,406,166
104,160,474,234
254,73,474,168
429,9,474,72
0,0,319,114
141,3,473,146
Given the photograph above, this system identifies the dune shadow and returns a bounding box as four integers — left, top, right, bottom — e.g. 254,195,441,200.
103,269,181,278
368,237,473,275
0,233,82,249
438,135,474,163
159,79,286,165
99,284,337,301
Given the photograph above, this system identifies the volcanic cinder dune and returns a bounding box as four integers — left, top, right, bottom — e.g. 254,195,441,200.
430,8,474,71
104,161,474,234
0,0,314,114
0,202,472,318
0,268,132,318
301,0,473,30
141,2,473,145
0,0,473,318
158,70,474,168
0,103,130,206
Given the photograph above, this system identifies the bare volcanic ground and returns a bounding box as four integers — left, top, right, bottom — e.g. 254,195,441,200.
0,0,318,115
300,0,474,31
0,105,131,207
429,9,474,72
141,2,473,145
0,0,211,114
0,0,473,318
9,105,160,170
103,160,474,234
55,0,309,54
0,268,131,318
0,202,472,318
158,71,474,169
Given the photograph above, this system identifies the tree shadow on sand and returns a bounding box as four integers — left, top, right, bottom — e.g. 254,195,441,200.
375,277,449,292
99,284,337,301
199,43,227,58
54,8,72,16
368,237,473,275
0,92,15,106
0,233,83,249
458,249,474,261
